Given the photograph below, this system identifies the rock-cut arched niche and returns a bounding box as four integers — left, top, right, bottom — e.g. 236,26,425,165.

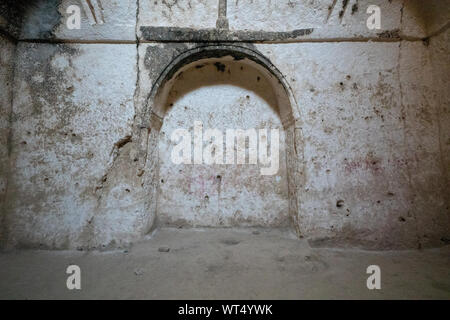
144,46,305,234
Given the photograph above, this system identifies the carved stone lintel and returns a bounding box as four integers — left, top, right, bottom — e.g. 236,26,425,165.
140,26,314,43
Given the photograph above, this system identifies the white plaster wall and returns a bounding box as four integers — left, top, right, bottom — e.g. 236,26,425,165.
138,0,218,30
228,0,426,39
16,0,220,41
2,0,448,249
5,43,137,248
15,0,439,41
399,40,449,248
157,61,289,227
20,0,137,41
256,40,448,248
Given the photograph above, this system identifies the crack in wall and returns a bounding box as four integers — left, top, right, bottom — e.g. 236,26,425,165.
95,0,142,197
95,134,132,194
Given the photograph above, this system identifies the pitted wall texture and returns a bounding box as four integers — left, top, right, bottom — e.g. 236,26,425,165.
0,0,448,249
0,34,15,229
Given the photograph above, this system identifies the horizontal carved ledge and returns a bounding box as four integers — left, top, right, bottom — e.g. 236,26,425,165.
139,26,314,43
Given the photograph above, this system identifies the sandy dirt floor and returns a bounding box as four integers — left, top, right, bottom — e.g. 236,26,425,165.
0,228,449,299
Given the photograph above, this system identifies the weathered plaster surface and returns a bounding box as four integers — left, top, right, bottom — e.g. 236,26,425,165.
0,34,16,233
138,0,218,31
4,43,137,249
401,0,450,39
0,0,24,39
20,0,137,41
416,0,450,36
429,28,450,236
399,40,449,248
15,0,449,42
1,0,448,250
228,0,416,39
256,41,449,248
